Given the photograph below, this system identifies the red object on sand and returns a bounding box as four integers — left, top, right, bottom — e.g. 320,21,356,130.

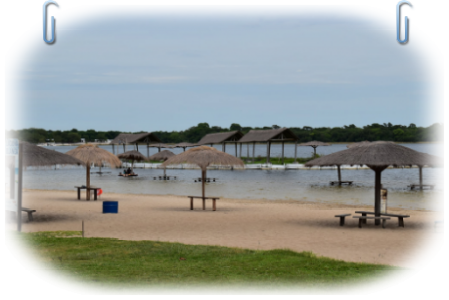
98,189,103,196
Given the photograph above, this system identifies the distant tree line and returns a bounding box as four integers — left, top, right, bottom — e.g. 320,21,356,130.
6,122,443,144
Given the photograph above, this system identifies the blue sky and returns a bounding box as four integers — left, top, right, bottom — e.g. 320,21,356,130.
13,12,430,131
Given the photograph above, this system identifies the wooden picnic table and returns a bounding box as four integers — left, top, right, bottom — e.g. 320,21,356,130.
355,211,410,227
153,175,177,180
330,181,353,186
75,186,101,201
194,178,217,182
188,196,220,211
408,184,435,190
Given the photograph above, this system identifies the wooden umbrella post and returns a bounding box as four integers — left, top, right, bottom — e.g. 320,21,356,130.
337,165,341,184
201,169,206,209
419,166,423,190
313,146,317,158
372,166,387,225
86,165,91,200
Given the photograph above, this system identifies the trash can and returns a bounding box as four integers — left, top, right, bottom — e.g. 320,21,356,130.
103,201,118,214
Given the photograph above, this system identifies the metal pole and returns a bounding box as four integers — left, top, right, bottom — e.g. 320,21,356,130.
294,141,298,163
282,141,285,164
17,143,23,232
9,166,15,199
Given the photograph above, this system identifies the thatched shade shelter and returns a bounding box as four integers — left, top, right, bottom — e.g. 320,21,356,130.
110,132,161,157
161,146,244,199
174,142,199,152
197,131,244,157
149,150,176,177
6,142,85,203
148,143,175,154
299,140,330,158
305,141,439,225
238,128,298,164
67,144,122,200
117,150,147,173
148,150,175,161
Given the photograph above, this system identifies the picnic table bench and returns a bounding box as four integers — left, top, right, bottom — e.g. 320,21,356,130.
408,184,435,190
355,211,410,227
194,178,217,183
188,196,220,211
6,207,36,223
75,186,101,201
335,214,351,226
353,216,390,228
153,175,177,180
330,181,353,186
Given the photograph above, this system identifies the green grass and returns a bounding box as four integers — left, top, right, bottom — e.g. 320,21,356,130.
19,231,399,288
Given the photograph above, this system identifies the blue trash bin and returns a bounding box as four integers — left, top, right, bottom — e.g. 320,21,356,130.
103,201,118,213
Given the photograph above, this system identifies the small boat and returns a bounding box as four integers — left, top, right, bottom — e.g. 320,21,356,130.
118,173,138,177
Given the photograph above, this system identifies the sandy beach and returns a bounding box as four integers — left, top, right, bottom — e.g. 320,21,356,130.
11,189,443,268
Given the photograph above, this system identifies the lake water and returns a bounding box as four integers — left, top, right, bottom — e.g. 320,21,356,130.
23,143,443,212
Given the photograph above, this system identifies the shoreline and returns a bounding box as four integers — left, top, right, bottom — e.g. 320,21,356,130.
11,189,442,267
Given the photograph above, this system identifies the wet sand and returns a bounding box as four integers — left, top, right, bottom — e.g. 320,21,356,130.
9,189,443,267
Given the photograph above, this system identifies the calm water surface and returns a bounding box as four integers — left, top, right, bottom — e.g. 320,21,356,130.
23,160,443,212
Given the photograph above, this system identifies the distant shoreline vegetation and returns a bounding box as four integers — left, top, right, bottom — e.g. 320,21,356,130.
6,123,443,144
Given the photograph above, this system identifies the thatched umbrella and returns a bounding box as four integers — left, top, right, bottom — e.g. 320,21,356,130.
305,141,439,225
117,150,147,173
66,144,122,200
299,141,330,157
175,142,199,152
148,150,175,177
6,142,84,200
161,146,244,199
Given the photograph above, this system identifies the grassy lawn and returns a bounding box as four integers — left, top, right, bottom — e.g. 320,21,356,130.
18,231,399,288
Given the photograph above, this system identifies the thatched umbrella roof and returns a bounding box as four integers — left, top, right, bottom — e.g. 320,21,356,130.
305,141,437,168
21,142,84,167
67,144,122,167
117,150,147,162
148,150,175,161
175,142,199,148
299,141,330,147
305,141,439,224
299,140,330,157
162,146,244,170
161,146,244,199
66,144,122,200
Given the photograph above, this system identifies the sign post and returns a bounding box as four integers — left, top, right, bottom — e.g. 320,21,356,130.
5,139,23,232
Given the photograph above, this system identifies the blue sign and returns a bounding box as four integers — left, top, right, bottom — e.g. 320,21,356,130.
5,139,19,155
